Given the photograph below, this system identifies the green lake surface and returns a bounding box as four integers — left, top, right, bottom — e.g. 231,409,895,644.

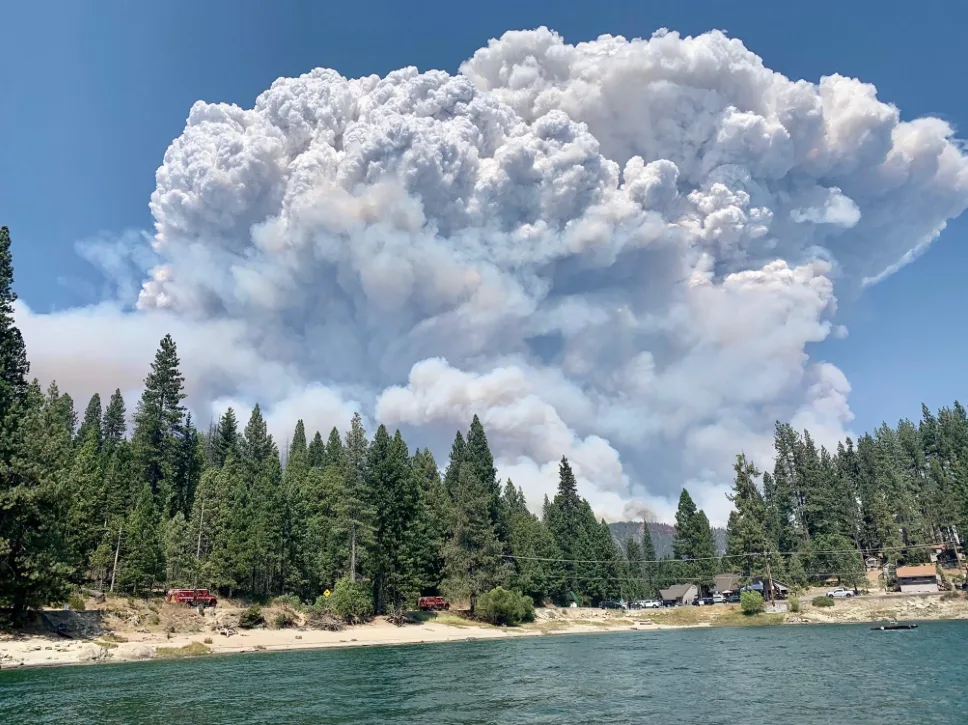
2,621,967,724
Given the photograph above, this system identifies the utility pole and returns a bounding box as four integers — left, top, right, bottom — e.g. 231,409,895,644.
109,523,123,593
193,497,205,590
764,550,774,605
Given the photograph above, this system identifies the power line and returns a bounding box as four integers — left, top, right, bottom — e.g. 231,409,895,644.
502,542,949,565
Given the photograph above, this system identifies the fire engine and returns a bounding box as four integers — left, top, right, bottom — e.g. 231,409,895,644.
166,588,218,607
417,596,450,611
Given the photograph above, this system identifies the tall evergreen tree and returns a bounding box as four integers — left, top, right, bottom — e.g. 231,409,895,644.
102,389,127,446
724,454,771,578
337,413,373,582
119,484,164,593
211,408,239,468
66,416,104,570
170,412,204,517
76,393,103,450
441,463,506,611
308,431,326,469
132,334,186,515
367,428,424,613
639,520,658,598
0,226,29,428
672,488,717,587
0,379,73,617
443,430,466,495
323,427,344,470
547,456,589,599
412,448,449,591
505,481,562,604
280,419,310,594
465,415,501,530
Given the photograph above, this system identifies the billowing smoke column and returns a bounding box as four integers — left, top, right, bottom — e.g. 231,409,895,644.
18,27,968,524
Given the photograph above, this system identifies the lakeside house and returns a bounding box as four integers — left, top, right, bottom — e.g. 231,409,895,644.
713,574,743,597
740,577,790,600
896,564,940,593
659,584,698,607
927,544,964,569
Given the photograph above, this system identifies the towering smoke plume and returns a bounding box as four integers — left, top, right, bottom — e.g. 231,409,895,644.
16,27,968,524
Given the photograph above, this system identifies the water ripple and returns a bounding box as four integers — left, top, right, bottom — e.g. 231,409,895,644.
2,623,968,724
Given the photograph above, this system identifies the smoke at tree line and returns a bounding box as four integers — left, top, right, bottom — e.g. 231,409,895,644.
2,226,967,619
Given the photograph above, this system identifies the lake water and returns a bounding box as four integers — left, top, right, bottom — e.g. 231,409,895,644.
2,622,967,724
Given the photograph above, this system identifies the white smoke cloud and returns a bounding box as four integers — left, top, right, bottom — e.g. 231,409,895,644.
16,27,968,526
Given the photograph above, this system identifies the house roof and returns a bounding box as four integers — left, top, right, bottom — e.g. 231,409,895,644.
659,584,695,600
897,565,937,578
714,574,743,593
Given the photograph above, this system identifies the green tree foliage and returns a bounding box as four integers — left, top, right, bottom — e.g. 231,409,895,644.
132,334,187,516
475,586,535,625
725,454,772,577
308,431,326,469
465,415,501,529
412,448,449,591
3,217,967,617
76,393,102,450
546,456,589,598
623,538,646,600
66,418,104,570
671,488,718,588
505,481,563,604
211,408,239,468
367,427,425,613
443,431,466,496
0,227,29,425
442,463,506,611
740,590,765,615
119,484,164,593
319,577,373,623
102,389,126,446
0,379,73,618
335,413,373,584
639,520,658,597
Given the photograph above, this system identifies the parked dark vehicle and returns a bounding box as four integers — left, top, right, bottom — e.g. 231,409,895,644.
692,596,714,606
725,593,740,603
599,600,624,609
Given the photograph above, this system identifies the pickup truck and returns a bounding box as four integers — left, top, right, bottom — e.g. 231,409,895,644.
826,587,855,598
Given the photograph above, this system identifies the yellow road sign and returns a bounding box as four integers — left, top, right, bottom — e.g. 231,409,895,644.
324,589,331,597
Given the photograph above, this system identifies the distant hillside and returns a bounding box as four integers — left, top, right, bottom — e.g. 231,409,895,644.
608,521,727,558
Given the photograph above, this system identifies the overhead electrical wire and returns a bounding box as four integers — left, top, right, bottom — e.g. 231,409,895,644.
500,541,956,565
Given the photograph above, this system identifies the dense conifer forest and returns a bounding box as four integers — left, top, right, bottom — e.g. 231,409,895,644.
2,226,966,619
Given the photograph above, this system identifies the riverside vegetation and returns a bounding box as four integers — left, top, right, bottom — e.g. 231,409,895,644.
2,224,968,627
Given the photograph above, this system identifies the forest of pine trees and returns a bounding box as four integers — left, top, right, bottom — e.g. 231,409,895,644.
2,225,968,620
723,416,968,589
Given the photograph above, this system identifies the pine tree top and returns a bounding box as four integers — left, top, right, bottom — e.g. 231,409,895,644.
0,226,30,419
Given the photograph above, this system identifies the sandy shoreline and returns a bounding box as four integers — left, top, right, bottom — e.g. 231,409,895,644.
3,592,967,671
0,618,669,670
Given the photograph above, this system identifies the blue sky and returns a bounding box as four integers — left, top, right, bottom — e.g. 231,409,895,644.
2,0,966,437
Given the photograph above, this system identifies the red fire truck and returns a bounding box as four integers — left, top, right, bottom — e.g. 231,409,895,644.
417,596,450,611
166,588,218,607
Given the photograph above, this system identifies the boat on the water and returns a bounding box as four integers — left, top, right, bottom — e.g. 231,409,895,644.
871,623,918,631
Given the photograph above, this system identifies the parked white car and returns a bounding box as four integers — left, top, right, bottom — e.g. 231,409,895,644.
826,587,854,598
641,599,662,609
711,593,725,604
